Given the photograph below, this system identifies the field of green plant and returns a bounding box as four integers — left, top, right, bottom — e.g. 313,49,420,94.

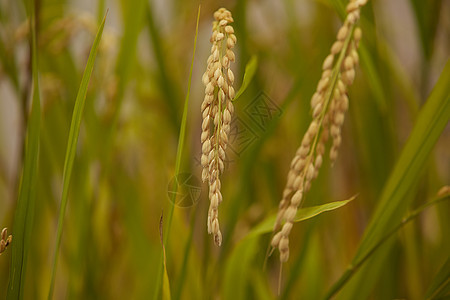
0,0,449,299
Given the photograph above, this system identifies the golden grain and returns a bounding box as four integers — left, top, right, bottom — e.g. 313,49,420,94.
0,228,12,255
201,8,236,246
271,0,367,263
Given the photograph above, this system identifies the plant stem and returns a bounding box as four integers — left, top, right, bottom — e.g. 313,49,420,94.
322,194,450,300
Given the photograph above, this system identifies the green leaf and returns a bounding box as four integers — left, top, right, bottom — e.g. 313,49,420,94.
160,213,172,300
425,257,450,299
233,55,258,101
328,59,450,299
222,197,354,300
247,197,356,240
163,259,172,300
47,13,107,299
223,237,259,300
0,34,19,92
409,0,443,59
173,207,197,300
7,3,41,298
146,2,181,131
100,0,147,170
153,6,201,300
324,193,450,299
359,45,388,113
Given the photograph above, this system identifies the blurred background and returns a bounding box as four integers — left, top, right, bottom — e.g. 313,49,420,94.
0,0,449,299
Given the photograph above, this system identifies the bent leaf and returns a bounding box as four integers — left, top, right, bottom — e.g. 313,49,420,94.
223,196,355,300
332,59,450,299
233,55,258,101
247,196,356,240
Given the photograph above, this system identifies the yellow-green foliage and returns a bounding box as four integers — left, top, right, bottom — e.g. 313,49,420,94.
0,0,448,299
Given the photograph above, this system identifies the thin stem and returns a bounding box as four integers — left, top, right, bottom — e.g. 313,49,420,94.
427,277,450,300
303,23,356,179
297,23,356,200
216,88,222,177
215,26,225,180
278,262,283,295
322,195,450,300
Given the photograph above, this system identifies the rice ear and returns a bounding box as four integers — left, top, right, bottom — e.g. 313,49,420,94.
201,8,236,246
271,0,367,263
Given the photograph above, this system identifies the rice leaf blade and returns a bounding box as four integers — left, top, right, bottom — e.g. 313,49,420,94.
233,55,258,102
163,261,172,300
324,193,450,299
7,3,41,298
146,2,181,130
424,257,450,299
329,59,450,299
153,6,201,299
223,237,258,300
224,197,355,300
247,197,355,240
409,0,443,59
47,13,107,299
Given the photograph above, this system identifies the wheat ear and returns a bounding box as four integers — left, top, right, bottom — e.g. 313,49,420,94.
201,8,236,246
271,0,367,263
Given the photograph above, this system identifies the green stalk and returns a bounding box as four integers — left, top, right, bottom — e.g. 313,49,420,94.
299,23,356,185
323,193,450,299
